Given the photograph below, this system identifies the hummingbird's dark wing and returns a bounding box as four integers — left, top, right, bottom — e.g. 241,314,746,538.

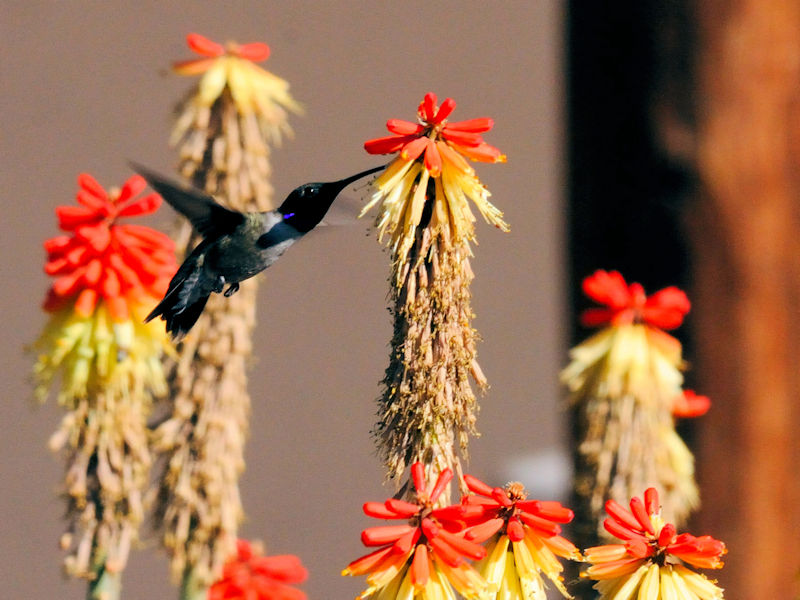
131,163,244,237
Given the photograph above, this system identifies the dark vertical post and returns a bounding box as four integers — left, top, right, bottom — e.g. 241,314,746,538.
692,1,800,596
566,2,695,596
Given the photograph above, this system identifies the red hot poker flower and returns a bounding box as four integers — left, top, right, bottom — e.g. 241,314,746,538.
209,539,308,600
343,462,488,599
173,32,271,75
364,91,505,176
43,173,175,321
584,488,726,599
580,270,690,330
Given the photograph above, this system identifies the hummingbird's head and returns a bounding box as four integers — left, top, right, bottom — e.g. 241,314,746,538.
278,165,387,233
277,183,328,233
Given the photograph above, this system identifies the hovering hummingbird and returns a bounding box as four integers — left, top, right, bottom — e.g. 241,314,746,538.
134,163,385,338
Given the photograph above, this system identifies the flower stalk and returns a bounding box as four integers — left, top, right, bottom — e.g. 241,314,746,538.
34,173,176,599
151,33,300,593
562,270,703,545
363,92,507,495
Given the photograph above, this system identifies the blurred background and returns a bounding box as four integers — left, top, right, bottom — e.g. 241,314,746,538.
2,1,798,599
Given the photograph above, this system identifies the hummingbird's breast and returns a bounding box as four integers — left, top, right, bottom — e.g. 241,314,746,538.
206,213,301,283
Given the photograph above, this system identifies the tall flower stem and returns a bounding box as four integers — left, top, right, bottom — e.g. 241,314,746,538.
151,34,299,594
363,92,507,499
378,226,485,492
33,174,175,600
562,271,700,553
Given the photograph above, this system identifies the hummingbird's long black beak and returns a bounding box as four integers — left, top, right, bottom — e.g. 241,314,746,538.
323,164,387,195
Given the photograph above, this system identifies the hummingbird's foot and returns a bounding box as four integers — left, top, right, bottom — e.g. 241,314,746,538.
212,276,226,294
224,282,240,297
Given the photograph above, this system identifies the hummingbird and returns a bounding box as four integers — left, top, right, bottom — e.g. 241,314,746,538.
134,163,385,338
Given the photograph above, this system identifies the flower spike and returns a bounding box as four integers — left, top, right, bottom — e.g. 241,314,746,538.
562,270,701,528
366,92,507,497
33,172,176,593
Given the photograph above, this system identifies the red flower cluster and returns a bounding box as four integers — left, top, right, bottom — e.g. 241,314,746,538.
580,270,690,330
345,464,582,598
43,173,175,320
598,488,725,575
209,539,308,600
461,475,577,552
345,463,486,589
364,91,505,176
174,33,271,75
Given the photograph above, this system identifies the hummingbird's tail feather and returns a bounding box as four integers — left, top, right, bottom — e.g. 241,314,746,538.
145,254,212,338
146,285,211,339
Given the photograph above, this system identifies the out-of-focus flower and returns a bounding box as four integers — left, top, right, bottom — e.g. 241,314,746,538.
580,270,690,330
157,32,299,596
174,32,300,121
672,390,711,418
461,475,580,599
362,91,508,269
208,539,307,600
562,270,698,529
33,173,176,593
35,173,176,403
172,32,301,155
366,93,506,493
343,462,488,600
583,488,725,599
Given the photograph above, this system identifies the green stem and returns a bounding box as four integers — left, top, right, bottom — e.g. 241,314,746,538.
86,560,121,600
180,568,208,600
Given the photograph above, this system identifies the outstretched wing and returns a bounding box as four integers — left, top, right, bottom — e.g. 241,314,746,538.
131,163,244,237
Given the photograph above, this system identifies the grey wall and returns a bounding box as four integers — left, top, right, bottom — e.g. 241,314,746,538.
1,2,565,597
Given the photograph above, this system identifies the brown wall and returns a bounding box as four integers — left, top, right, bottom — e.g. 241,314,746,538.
1,2,565,598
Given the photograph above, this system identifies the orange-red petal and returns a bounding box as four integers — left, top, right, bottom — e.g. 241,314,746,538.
444,118,494,133
74,288,97,317
441,129,483,147
56,205,101,230
430,97,456,124
420,93,437,122
400,136,429,162
235,42,270,62
411,462,427,495
187,33,225,57
386,119,424,136
410,544,430,587
463,474,494,497
450,141,507,163
117,193,162,217
463,518,504,543
428,468,452,503
629,497,655,535
364,134,416,155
